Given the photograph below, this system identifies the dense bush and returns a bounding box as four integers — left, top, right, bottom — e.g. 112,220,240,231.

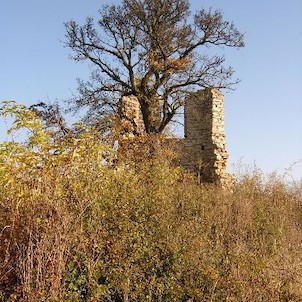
0,102,302,301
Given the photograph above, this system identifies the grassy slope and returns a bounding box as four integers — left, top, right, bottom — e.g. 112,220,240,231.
0,104,301,301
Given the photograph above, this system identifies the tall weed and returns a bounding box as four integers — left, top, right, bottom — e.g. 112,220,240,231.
0,102,301,301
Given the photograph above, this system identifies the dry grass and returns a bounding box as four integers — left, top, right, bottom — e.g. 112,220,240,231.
0,103,302,301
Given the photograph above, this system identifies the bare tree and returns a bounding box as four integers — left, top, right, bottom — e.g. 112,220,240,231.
64,0,244,134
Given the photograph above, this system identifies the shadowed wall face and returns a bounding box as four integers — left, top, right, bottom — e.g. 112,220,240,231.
183,88,229,183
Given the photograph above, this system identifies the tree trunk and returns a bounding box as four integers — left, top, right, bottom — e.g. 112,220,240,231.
139,96,162,134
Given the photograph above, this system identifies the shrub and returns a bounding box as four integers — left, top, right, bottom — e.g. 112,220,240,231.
0,101,301,301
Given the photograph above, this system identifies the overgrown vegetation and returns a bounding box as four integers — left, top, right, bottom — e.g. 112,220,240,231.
1,102,302,301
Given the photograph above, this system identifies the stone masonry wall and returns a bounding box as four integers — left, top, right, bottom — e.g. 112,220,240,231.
118,95,145,137
117,89,231,185
183,88,230,184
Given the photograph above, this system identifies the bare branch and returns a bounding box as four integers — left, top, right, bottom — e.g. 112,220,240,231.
64,0,244,134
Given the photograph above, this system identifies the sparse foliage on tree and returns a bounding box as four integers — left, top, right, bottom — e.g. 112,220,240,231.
64,0,244,134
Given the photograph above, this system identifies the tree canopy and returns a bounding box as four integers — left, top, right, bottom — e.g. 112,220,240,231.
65,0,244,134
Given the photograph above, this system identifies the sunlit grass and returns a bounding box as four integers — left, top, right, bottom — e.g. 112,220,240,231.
1,102,301,301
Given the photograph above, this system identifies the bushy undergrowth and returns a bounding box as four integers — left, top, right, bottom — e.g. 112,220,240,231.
0,102,302,301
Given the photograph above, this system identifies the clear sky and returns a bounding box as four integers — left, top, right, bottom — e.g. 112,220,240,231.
1,0,302,180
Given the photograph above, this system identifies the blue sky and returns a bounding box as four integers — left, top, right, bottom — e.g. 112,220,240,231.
1,0,302,180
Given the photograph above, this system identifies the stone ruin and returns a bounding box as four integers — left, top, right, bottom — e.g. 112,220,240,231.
117,88,233,186
183,88,232,185
118,94,145,136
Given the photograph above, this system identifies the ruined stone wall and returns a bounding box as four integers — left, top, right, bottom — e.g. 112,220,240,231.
183,88,230,184
117,95,162,136
117,95,145,137
117,89,232,185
